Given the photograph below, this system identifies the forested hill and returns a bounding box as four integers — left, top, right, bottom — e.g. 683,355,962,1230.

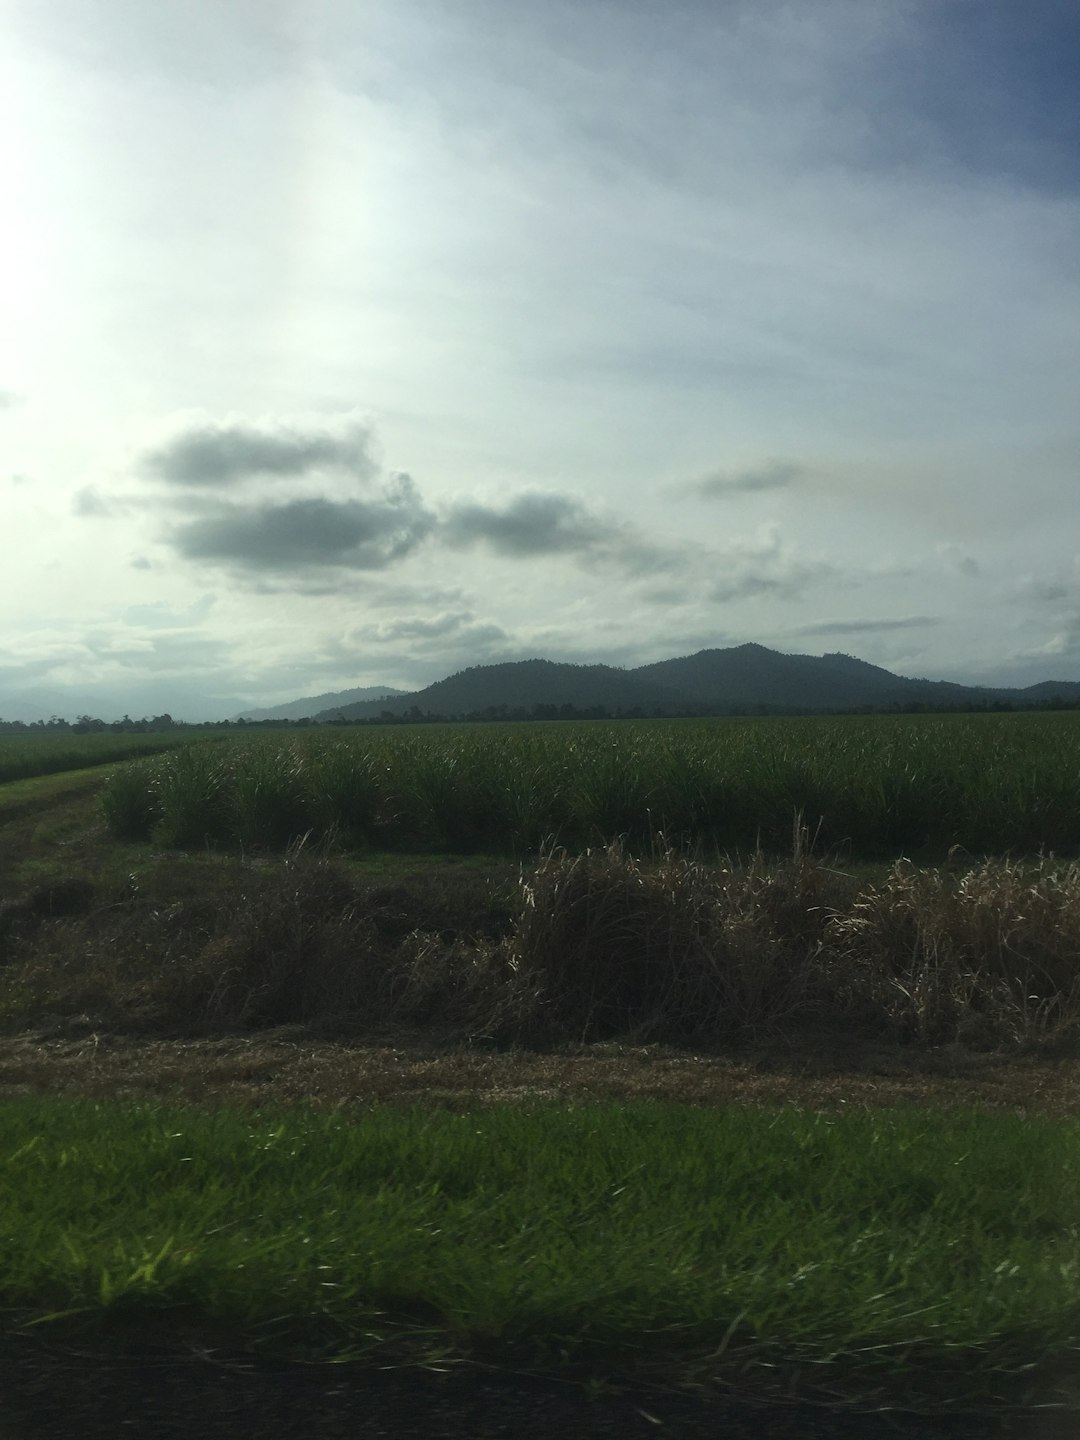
320,659,685,720
312,644,1080,721
634,646,981,711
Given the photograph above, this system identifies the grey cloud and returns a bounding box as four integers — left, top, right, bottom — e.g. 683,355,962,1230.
687,461,805,498
356,581,470,611
247,573,472,603
636,585,689,606
441,492,838,602
441,490,676,578
320,611,515,688
937,543,980,577
1007,618,1080,671
72,486,113,517
1017,565,1080,605
245,575,367,598
123,595,216,629
443,491,610,557
141,415,378,487
0,624,231,690
792,616,939,637
170,476,435,573
614,536,687,577
1030,582,1071,603
9,473,30,487
0,650,92,688
0,390,22,411
710,572,818,603
708,533,835,603
358,611,510,647
72,486,140,518
132,630,233,673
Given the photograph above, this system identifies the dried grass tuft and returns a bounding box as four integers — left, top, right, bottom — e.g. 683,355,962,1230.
7,835,1080,1057
826,856,1080,1048
493,833,841,1043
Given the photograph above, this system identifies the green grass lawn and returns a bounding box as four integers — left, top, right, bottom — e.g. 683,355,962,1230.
5,1097,1080,1411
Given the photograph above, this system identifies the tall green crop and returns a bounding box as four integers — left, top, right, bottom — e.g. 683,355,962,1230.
100,714,1080,861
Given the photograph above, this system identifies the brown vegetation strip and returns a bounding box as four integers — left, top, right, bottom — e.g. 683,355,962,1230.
2,1027,1079,1115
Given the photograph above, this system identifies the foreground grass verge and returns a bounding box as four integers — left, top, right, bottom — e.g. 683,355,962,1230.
5,1097,1080,1413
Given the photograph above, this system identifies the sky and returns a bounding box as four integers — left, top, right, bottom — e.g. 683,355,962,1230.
1,0,1078,720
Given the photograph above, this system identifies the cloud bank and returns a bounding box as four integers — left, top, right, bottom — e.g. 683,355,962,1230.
139,413,379,487
792,616,939,636
686,461,806,498
444,492,609,557
85,414,851,613
171,481,435,573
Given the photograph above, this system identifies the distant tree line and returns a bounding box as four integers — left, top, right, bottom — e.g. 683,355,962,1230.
0,713,179,734
324,696,1080,725
0,713,221,734
2,694,1078,735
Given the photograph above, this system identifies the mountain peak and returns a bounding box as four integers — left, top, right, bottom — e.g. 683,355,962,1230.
306,644,1080,722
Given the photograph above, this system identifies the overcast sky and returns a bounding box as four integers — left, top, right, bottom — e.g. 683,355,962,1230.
2,0,1078,719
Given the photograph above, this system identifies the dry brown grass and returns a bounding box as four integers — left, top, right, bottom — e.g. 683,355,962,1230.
4,1024,1080,1117
4,826,1080,1074
0,846,514,1037
485,838,1080,1056
829,856,1080,1051
499,838,843,1042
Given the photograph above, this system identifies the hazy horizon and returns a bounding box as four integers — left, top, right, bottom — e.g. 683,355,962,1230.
3,1,1078,721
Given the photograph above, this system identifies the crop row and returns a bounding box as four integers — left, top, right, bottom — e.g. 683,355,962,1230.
100,713,1080,858
0,729,199,784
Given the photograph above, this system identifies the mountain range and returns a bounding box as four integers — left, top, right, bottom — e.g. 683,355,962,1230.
293,645,1080,721
236,685,408,722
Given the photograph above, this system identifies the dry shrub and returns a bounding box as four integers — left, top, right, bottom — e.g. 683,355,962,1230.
494,837,841,1043
175,849,369,1027
826,857,1080,1048
381,931,508,1034
1,847,508,1036
0,850,354,1031
9,835,1080,1056
165,850,513,1033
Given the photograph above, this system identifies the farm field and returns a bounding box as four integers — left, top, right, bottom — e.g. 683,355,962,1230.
102,711,1080,860
0,726,219,785
4,714,1080,1436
